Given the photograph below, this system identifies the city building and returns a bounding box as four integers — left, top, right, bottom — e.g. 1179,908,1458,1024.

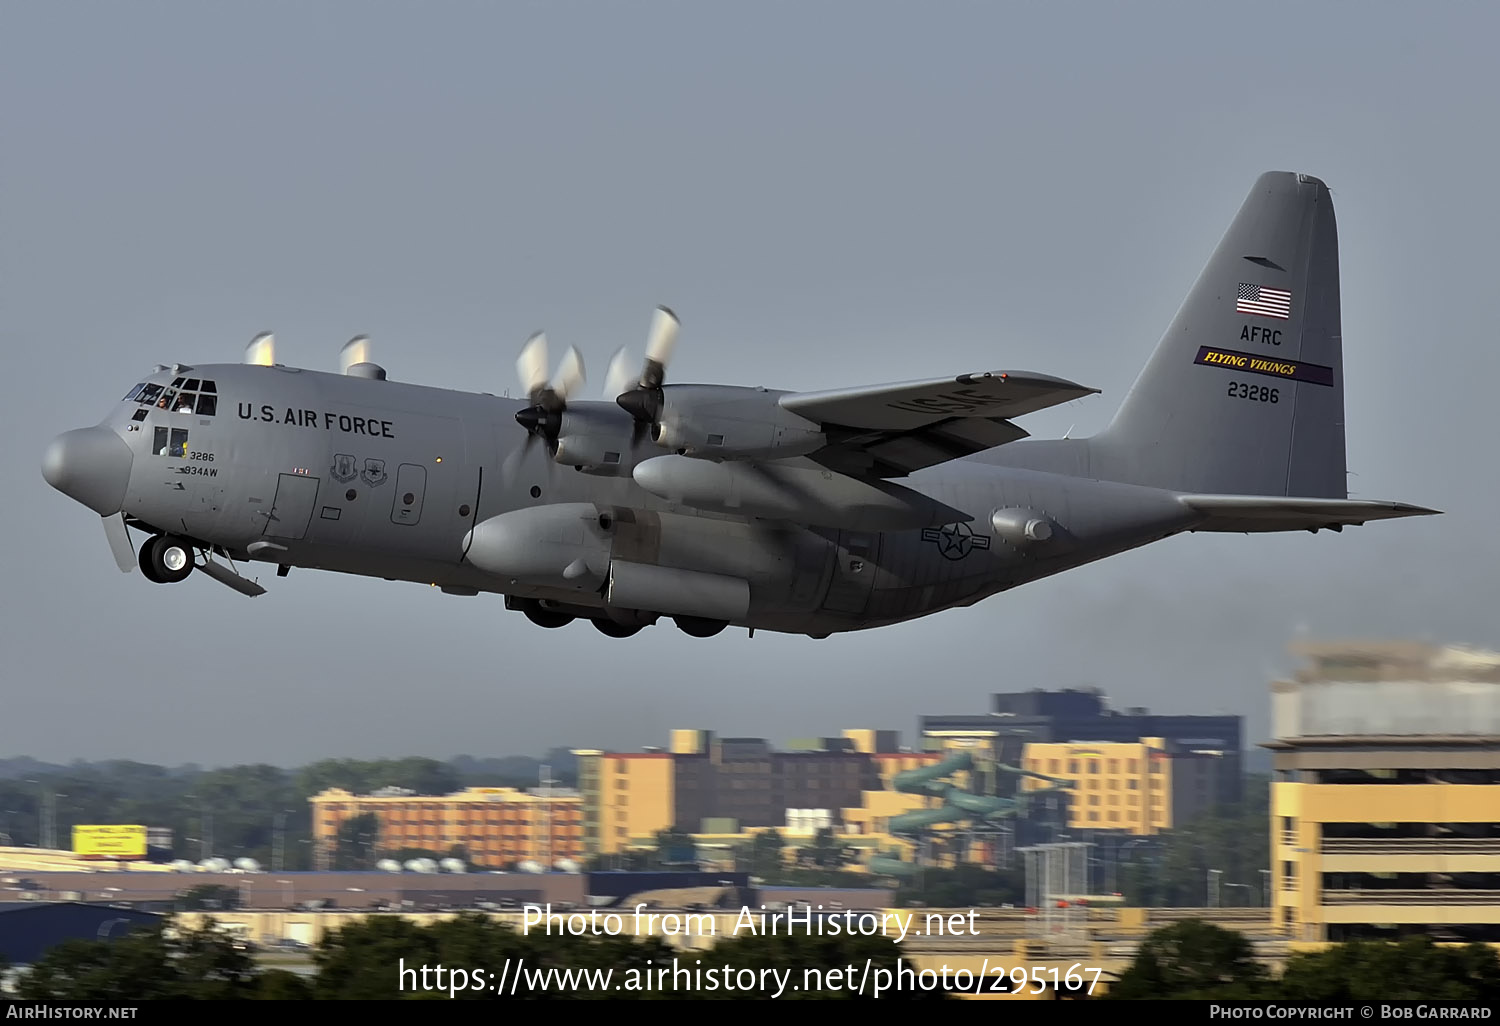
574,731,941,864
1268,641,1500,942
923,689,1242,806
308,786,584,870
1018,737,1227,835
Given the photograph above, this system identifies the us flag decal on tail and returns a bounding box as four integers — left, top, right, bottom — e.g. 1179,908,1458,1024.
1236,283,1291,319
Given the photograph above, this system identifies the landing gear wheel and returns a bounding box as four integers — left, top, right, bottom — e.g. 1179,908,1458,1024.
593,618,644,638
149,535,194,584
674,616,727,638
138,535,164,583
524,607,574,629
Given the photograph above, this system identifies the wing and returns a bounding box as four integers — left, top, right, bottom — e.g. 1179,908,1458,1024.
779,371,1099,477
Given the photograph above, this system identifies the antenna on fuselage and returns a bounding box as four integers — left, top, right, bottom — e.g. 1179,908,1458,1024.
244,332,275,366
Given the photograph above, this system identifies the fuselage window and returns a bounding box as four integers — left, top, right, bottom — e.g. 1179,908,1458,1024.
153,426,188,457
131,408,148,422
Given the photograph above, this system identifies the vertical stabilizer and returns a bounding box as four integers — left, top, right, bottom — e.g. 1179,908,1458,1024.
1092,172,1345,497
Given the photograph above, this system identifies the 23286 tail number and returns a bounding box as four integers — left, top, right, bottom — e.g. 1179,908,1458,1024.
1227,381,1278,403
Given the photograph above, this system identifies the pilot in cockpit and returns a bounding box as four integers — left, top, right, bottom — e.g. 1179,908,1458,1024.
175,394,195,413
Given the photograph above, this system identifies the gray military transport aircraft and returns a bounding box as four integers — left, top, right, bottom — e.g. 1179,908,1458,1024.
43,171,1438,639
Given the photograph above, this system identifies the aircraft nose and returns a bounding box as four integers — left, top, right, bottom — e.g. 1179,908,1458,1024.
41,427,135,516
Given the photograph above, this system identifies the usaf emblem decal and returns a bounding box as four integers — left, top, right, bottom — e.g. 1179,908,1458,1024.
922,522,991,561
331,453,358,483
361,458,388,487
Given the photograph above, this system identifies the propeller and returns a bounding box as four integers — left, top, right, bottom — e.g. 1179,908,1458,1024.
339,335,372,374
244,332,275,366
604,346,635,401
506,332,586,484
616,305,679,443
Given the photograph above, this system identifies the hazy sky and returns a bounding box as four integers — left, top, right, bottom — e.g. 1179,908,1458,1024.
4,3,1497,767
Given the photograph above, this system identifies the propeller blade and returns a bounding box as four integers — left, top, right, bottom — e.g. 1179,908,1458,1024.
102,513,134,573
517,332,550,403
339,335,371,374
604,347,634,400
640,306,678,389
552,346,585,401
244,332,275,367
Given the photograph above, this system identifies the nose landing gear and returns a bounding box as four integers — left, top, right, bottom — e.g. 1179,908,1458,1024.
139,533,195,584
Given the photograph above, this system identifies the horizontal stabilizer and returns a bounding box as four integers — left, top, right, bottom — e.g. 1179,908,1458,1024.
197,558,267,596
1179,494,1442,533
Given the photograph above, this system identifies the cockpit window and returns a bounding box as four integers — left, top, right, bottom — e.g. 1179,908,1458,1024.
200,380,216,393
123,383,146,401
195,394,217,416
157,389,177,410
171,377,185,389
152,426,189,458
136,384,163,405
184,379,201,391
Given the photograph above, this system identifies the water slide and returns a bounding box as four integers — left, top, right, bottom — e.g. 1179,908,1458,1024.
866,752,1071,877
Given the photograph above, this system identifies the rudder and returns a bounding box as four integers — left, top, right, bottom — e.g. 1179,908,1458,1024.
1091,172,1345,498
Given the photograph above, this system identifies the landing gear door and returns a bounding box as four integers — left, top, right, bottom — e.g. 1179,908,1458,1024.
822,530,879,615
264,474,319,540
391,463,426,525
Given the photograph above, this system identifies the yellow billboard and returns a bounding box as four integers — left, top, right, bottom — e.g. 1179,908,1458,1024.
73,824,147,860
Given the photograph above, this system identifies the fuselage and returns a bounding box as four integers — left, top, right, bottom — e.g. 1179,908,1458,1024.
63,361,1203,637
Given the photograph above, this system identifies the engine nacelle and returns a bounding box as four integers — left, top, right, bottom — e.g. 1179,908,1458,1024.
464,503,611,588
551,402,640,476
464,502,829,622
650,384,825,460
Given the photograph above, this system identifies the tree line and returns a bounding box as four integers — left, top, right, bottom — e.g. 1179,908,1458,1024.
10,914,1499,1001
0,752,577,870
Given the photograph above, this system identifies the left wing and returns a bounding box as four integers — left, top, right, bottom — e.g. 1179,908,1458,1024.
779,371,1099,477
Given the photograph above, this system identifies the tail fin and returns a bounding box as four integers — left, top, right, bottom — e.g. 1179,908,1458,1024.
1092,172,1345,497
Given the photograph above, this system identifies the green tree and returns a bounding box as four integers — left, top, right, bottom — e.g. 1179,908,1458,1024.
1103,920,1269,1000
749,829,785,879
699,931,950,1000
894,864,1023,908
800,827,848,869
252,969,314,999
653,827,696,867
15,917,257,1000
333,812,380,870
1277,937,1500,1002
313,912,680,1000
